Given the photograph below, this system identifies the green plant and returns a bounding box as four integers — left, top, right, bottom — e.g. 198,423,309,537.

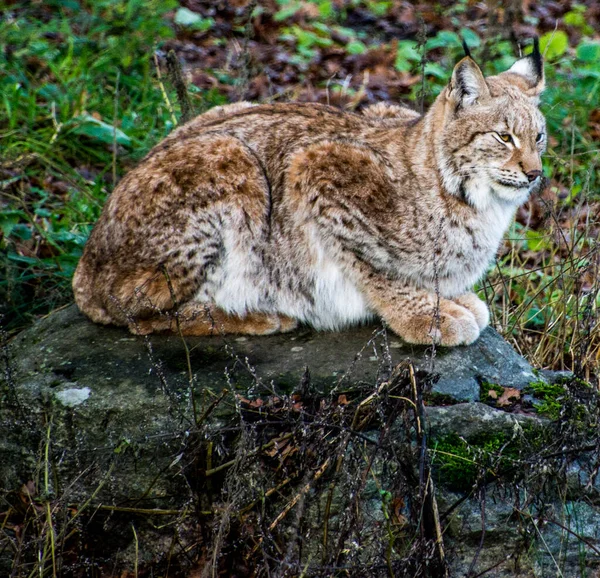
480,381,504,401
526,380,566,419
280,19,369,66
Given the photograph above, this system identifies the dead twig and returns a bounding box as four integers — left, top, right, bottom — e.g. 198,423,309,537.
166,50,193,123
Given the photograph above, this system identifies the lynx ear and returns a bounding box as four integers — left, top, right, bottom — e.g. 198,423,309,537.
448,57,490,109
504,37,545,96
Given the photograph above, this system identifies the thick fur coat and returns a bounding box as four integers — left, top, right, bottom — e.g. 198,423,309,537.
73,46,546,345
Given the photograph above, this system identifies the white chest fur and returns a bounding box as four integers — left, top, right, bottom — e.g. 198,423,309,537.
440,196,516,296
308,252,372,330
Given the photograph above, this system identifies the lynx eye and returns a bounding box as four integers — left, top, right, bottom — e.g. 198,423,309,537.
498,133,513,143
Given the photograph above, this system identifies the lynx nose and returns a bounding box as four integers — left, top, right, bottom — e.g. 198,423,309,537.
526,169,542,183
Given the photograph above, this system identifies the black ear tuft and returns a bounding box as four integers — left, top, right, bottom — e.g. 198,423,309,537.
531,36,543,79
461,37,471,59
503,37,545,96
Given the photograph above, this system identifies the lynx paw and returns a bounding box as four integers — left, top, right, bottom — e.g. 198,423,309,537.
453,293,489,329
128,310,298,336
246,314,299,335
390,301,480,346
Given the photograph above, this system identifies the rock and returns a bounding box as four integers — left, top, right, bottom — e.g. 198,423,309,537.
430,327,539,400
1,304,542,500
7,304,539,403
0,306,534,501
2,304,594,577
426,402,544,440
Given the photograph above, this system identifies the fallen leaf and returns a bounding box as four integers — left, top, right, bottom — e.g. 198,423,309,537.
497,387,521,407
391,497,408,526
264,435,297,461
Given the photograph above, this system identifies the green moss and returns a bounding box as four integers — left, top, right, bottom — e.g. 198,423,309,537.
525,380,566,419
424,392,459,406
479,381,504,402
431,431,518,492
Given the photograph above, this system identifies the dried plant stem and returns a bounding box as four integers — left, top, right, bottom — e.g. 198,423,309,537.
166,50,192,123
153,51,177,126
268,458,330,532
205,432,294,477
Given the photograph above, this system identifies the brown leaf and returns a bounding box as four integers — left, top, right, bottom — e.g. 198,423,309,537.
337,394,349,405
20,481,37,501
588,109,600,140
488,389,498,400
264,435,297,461
497,387,521,407
391,497,408,526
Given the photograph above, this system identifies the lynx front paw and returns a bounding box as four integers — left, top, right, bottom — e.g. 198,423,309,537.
390,301,480,346
453,293,489,329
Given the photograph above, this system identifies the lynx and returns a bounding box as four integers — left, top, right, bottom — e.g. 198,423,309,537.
73,42,546,346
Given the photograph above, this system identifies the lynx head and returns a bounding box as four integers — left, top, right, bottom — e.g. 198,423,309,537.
436,39,546,210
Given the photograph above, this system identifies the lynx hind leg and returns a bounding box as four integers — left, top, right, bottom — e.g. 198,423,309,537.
453,293,490,330
77,133,272,331
131,303,298,336
72,254,114,325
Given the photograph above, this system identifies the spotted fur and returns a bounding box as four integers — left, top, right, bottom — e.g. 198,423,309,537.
73,48,546,345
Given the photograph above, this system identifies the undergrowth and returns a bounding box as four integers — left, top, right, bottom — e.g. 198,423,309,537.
3,328,600,576
0,0,223,328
